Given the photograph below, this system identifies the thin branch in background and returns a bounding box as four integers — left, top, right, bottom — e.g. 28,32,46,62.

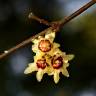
0,0,96,60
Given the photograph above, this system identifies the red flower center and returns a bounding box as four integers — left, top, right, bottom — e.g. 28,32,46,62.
38,39,51,52
52,56,63,69
36,58,47,69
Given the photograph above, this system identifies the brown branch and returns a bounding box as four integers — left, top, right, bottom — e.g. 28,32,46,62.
0,27,52,59
59,0,96,26
0,0,96,60
28,12,52,26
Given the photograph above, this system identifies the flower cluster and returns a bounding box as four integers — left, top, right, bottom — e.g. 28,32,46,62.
24,28,74,84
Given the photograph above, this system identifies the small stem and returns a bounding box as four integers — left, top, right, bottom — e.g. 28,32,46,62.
28,12,51,26
0,0,96,60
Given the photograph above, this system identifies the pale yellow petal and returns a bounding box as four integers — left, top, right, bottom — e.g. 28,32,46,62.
46,67,53,75
47,67,54,75
32,39,38,44
53,70,60,84
48,48,61,56
65,63,69,67
32,44,38,52
53,48,62,54
36,69,44,82
64,60,68,63
53,43,60,48
24,63,37,74
64,54,74,61
34,52,44,62
61,68,69,77
45,31,55,42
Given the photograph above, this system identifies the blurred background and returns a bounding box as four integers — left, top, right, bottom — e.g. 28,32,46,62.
0,0,96,96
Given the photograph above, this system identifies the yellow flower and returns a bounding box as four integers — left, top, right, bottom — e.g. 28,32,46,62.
32,28,60,56
24,56,51,82
48,51,74,84
24,29,74,84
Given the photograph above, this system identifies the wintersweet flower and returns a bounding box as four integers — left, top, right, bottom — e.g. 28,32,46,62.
24,30,74,84
24,55,51,82
32,29,60,56
49,51,74,84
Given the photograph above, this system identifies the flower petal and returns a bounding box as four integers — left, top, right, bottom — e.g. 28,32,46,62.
36,69,44,82
32,39,38,44
34,52,44,62
65,63,69,67
45,31,55,42
53,43,60,48
61,68,69,77
48,48,61,56
46,67,53,75
32,44,38,52
53,49,62,54
64,54,74,61
24,63,37,74
53,70,60,84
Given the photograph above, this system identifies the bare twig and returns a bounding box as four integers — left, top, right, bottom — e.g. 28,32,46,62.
0,27,52,59
28,12,51,26
59,0,96,26
0,0,96,59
